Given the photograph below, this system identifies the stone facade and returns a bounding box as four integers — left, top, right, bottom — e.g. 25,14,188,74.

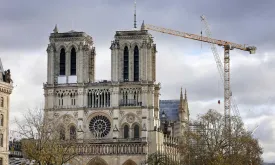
0,59,13,165
43,26,181,165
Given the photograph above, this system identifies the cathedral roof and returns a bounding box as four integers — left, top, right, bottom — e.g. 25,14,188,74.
50,30,89,38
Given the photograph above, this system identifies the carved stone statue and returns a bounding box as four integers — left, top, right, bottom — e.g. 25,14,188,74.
3,69,12,83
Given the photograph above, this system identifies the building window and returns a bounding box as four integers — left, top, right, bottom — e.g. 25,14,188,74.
0,114,3,126
70,125,76,140
123,46,129,81
70,94,75,106
59,126,65,140
134,125,140,139
0,134,3,147
123,125,129,139
59,94,64,106
70,47,76,75
0,97,3,107
134,45,139,81
60,48,66,75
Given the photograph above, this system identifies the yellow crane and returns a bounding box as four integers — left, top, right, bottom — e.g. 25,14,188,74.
140,21,257,130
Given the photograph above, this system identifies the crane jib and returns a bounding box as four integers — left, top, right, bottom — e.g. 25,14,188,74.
145,24,256,53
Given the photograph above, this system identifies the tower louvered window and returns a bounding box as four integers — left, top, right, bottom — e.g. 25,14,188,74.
70,47,76,75
134,124,140,138
134,46,139,81
60,48,66,75
123,46,129,81
124,125,129,138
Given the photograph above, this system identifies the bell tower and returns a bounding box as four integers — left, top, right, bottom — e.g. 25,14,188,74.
110,21,157,83
46,25,96,85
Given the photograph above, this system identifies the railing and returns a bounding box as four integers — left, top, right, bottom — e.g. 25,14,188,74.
76,143,147,155
82,138,143,143
119,99,142,106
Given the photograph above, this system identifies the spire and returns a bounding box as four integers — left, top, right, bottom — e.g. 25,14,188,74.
185,88,187,100
0,58,4,73
141,20,145,30
180,87,183,100
134,0,137,28
53,24,58,33
179,87,184,110
0,58,4,82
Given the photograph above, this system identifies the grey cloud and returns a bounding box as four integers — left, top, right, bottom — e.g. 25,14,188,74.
254,118,275,144
0,0,274,52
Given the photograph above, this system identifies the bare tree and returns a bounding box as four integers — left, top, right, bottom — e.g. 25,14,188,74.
180,109,263,165
145,151,180,165
14,108,79,165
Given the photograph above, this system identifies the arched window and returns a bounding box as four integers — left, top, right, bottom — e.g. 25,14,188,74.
60,126,65,140
0,114,3,126
0,134,3,147
0,97,3,107
134,46,139,82
70,47,76,75
123,46,129,81
70,93,75,106
60,48,66,75
59,94,64,106
70,125,76,140
134,125,140,139
123,125,129,139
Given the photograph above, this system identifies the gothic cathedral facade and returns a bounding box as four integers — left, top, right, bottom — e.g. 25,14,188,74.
43,24,181,165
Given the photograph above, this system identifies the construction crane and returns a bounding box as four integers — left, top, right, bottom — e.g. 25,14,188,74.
140,22,257,131
200,15,241,121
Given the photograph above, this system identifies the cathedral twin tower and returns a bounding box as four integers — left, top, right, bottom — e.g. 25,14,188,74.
44,24,162,164
110,30,157,83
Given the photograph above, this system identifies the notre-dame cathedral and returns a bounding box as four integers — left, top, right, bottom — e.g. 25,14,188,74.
43,19,189,164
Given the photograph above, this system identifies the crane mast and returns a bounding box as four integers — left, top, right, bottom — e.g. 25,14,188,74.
200,15,242,123
141,22,257,139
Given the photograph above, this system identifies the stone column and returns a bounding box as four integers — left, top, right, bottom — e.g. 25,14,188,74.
111,88,120,138
65,50,71,83
77,88,85,141
83,89,88,108
147,44,152,82
129,48,133,82
77,48,84,83
47,44,54,84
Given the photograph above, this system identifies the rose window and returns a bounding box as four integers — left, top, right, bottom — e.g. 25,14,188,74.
89,115,111,138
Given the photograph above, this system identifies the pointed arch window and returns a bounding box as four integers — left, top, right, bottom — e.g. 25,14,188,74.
59,94,64,106
70,47,76,75
134,125,140,139
134,46,139,81
0,134,3,147
0,97,3,107
123,46,129,81
70,93,76,106
123,125,129,138
60,48,66,75
0,114,3,126
70,125,76,140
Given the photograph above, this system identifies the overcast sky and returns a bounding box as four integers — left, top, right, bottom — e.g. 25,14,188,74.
1,0,274,162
